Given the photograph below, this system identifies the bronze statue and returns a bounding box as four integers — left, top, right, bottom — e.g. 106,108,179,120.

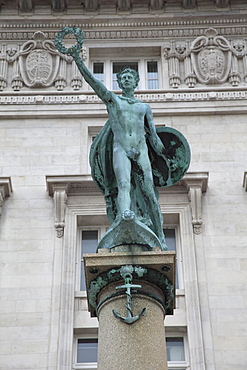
54,27,190,251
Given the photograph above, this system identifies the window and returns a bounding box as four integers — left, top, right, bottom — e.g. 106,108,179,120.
77,226,108,292
166,336,189,370
75,336,189,370
80,230,98,290
147,61,159,89
93,62,104,83
164,228,183,289
91,59,160,90
77,339,98,363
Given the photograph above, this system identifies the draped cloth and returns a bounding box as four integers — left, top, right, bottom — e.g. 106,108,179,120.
89,120,190,241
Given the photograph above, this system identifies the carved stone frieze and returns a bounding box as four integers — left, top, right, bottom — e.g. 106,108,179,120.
0,177,12,216
0,90,247,108
182,173,209,234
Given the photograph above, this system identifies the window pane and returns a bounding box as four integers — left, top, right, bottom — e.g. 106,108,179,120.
81,230,98,290
147,61,158,89
112,62,138,90
77,339,98,363
166,337,185,362
165,229,179,289
93,62,104,83
165,228,176,251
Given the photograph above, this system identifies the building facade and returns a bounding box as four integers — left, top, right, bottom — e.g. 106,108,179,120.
0,1,247,369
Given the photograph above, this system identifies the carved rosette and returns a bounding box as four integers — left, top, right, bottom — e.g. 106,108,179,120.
190,28,232,85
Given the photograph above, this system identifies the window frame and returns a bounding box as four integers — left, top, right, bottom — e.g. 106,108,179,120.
164,225,184,290
75,226,108,293
90,58,161,90
73,334,98,370
166,333,190,370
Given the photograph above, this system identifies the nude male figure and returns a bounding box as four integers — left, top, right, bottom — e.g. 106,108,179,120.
73,58,166,247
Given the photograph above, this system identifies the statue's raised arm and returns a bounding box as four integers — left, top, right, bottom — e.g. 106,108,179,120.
54,26,112,104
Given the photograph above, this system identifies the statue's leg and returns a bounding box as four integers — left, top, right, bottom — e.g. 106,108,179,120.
113,145,131,215
137,152,167,250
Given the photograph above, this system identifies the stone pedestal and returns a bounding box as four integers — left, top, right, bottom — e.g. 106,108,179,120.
84,248,176,370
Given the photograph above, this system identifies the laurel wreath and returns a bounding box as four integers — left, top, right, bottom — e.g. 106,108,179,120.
54,26,84,55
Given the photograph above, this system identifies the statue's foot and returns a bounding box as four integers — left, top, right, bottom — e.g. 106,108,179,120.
121,209,135,222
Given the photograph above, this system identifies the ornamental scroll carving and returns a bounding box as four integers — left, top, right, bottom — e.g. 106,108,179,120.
0,31,86,91
164,28,247,88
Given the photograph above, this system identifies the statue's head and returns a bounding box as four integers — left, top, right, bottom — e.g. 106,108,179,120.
116,67,140,90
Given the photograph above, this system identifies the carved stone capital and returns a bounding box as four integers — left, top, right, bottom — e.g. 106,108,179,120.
182,172,209,234
0,177,12,216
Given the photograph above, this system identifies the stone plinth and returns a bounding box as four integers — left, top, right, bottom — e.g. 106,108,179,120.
84,248,176,370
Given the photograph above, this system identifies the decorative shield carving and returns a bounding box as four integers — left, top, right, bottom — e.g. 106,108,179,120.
19,31,60,87
190,28,232,84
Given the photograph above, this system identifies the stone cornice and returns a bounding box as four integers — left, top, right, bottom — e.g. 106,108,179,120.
1,88,247,103
0,21,247,41
46,172,209,236
1,90,247,118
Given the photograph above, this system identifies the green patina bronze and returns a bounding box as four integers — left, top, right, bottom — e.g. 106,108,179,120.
87,265,174,317
113,266,146,325
54,27,191,251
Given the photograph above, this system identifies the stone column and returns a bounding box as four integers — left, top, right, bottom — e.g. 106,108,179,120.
84,248,176,370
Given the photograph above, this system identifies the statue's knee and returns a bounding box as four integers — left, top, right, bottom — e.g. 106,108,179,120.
118,181,130,191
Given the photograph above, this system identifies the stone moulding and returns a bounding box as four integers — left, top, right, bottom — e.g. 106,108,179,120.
0,177,12,216
243,171,247,191
46,172,209,236
0,89,247,107
182,172,209,234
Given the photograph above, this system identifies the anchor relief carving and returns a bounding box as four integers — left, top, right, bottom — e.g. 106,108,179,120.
112,265,146,325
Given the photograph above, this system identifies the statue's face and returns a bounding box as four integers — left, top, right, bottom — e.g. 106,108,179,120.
120,72,135,90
